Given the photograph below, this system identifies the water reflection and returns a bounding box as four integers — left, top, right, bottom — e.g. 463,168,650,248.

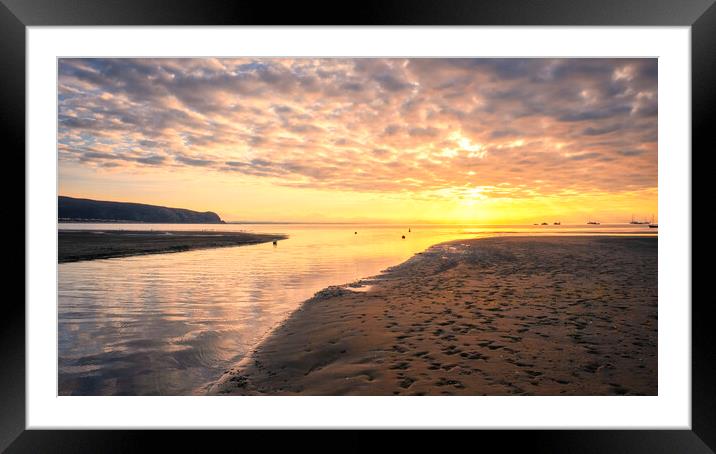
58,223,656,395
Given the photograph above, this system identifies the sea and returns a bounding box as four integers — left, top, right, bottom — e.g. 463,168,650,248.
57,222,656,395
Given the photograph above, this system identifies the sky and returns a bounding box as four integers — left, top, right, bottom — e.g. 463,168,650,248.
58,58,657,224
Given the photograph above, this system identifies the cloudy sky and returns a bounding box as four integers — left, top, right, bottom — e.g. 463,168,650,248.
58,58,657,223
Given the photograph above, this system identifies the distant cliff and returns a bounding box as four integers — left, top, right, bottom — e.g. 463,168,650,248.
58,196,224,224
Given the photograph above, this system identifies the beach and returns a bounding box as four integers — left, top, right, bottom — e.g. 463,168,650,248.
58,229,286,263
210,236,657,396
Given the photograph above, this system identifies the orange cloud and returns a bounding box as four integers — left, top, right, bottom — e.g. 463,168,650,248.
58,58,657,223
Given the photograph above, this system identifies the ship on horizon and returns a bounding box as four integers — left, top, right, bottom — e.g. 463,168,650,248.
629,214,650,225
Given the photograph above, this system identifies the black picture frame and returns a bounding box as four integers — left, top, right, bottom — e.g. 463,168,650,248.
3,0,710,451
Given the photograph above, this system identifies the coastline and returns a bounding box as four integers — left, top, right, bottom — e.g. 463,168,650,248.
209,235,657,396
58,230,287,263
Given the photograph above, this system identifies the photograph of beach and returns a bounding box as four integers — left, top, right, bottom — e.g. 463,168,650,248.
57,58,657,396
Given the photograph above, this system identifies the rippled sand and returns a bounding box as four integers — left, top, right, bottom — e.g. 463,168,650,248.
211,236,657,395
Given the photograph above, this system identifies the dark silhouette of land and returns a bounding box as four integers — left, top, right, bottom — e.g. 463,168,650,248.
59,230,286,263
59,196,224,224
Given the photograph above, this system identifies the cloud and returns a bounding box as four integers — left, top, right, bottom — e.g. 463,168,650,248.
58,58,657,197
617,149,645,157
582,124,623,136
373,73,413,92
408,127,440,137
175,154,213,167
567,152,603,161
134,155,167,165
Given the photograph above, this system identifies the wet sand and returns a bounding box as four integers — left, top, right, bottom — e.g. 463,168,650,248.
59,230,287,263
210,236,657,396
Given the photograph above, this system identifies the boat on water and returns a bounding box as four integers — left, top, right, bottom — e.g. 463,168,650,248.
648,214,657,228
554,221,561,225
587,220,600,225
629,214,650,225
541,222,548,225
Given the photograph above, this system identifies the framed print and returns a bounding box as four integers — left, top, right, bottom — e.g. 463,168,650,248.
4,0,711,451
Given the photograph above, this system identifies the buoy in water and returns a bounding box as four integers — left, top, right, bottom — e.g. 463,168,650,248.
401,235,405,239
354,232,357,234
272,240,277,246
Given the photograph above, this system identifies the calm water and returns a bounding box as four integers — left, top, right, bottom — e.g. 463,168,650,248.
58,223,656,395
